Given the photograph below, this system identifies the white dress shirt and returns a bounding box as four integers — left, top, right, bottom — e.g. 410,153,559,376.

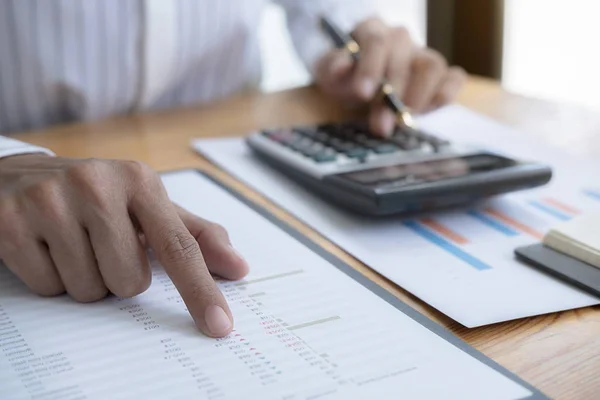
0,0,373,158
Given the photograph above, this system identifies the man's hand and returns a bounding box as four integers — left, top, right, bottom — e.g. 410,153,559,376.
315,17,466,136
0,154,249,337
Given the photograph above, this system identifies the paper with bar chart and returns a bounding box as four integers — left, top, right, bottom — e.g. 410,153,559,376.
0,171,540,400
193,105,600,327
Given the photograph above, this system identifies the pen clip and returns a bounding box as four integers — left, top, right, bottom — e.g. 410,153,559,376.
344,39,361,61
397,110,416,130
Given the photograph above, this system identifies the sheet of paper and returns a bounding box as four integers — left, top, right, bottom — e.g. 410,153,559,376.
0,171,539,400
192,105,600,327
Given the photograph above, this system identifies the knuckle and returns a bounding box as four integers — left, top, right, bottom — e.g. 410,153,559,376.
357,16,384,31
121,160,151,176
436,90,453,105
112,284,143,299
417,50,447,73
112,271,152,299
450,66,468,80
24,179,67,223
70,286,108,303
364,28,388,47
0,225,27,255
392,26,411,42
23,177,59,203
0,200,19,246
428,49,447,65
122,160,162,195
0,198,10,221
65,159,104,183
356,18,388,45
122,160,155,183
161,228,202,263
34,282,65,297
66,161,113,211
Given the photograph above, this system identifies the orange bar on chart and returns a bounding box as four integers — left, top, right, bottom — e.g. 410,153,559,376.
419,218,469,245
542,198,580,215
483,208,544,240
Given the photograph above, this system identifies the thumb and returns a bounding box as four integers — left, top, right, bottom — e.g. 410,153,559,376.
176,204,250,281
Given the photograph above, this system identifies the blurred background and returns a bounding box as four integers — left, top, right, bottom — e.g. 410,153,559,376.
260,0,600,112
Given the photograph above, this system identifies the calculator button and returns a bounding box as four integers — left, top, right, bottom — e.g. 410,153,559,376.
294,127,327,142
290,138,316,152
293,127,314,136
261,123,452,164
334,142,357,153
308,142,325,151
273,134,294,145
289,133,308,143
359,139,388,151
312,152,337,163
389,134,421,150
299,143,326,157
313,131,330,143
345,148,369,158
373,144,399,154
354,135,377,146
338,128,357,140
317,123,336,131
261,129,281,140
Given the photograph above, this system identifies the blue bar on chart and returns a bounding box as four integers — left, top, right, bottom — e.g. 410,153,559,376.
481,208,544,240
583,189,600,202
542,198,580,215
528,201,571,221
467,210,519,237
403,220,492,271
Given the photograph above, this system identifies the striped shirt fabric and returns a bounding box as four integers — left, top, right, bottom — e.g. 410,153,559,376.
0,0,373,157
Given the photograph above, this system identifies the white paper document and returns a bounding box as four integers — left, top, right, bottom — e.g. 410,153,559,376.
193,105,600,327
1,171,541,399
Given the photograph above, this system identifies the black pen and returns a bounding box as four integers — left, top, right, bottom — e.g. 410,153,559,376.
319,16,416,129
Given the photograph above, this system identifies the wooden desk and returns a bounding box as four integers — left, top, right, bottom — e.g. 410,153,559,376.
15,77,600,399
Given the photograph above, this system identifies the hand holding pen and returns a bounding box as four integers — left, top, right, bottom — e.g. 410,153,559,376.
315,17,466,137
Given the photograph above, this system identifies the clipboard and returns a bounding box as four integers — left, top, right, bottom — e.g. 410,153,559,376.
0,169,549,399
182,169,549,400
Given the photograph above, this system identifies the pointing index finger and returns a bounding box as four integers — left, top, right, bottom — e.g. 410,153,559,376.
131,182,233,337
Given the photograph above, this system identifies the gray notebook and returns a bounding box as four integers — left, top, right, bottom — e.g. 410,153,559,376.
516,213,600,298
516,243,600,298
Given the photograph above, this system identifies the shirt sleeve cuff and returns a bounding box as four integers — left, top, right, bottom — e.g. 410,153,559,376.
0,136,55,159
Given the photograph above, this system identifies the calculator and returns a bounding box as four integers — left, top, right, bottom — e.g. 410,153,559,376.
246,122,552,215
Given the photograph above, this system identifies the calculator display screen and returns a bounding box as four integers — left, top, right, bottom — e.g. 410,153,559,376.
338,154,516,188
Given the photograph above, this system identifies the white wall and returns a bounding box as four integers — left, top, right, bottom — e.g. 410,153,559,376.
503,0,600,111
259,0,427,92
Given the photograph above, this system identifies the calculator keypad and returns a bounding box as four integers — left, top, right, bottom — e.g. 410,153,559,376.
261,122,449,164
